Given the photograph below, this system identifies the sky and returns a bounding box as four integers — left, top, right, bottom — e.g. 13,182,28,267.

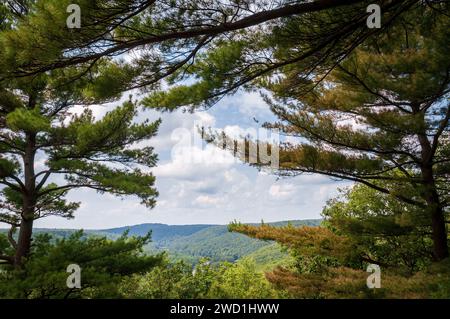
14,90,351,229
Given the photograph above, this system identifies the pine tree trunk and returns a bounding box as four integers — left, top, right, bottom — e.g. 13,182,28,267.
416,109,448,261
421,165,449,261
14,133,36,268
430,203,448,261
14,217,34,267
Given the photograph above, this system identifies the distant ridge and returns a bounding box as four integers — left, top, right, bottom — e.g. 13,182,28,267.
1,219,322,265
101,219,322,264
101,219,321,241
102,223,216,241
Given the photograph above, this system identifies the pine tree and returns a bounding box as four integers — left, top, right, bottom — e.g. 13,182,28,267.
153,7,450,260
260,11,450,260
0,59,160,268
0,231,164,298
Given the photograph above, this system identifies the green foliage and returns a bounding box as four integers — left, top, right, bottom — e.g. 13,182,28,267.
0,3,163,267
104,223,214,240
322,183,435,272
208,258,281,299
230,222,354,275
1,220,320,266
143,220,321,264
264,259,450,299
1,0,449,298
120,258,216,299
231,185,448,298
81,62,140,100
121,257,281,299
0,158,18,178
154,225,270,263
200,6,450,260
142,40,249,111
0,54,160,266
0,231,13,257
6,106,50,133
244,243,294,272
0,231,163,299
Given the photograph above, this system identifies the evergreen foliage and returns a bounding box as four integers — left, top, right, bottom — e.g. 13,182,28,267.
0,231,163,298
0,5,161,267
168,6,450,260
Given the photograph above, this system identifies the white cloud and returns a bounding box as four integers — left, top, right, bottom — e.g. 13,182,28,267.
24,90,353,230
152,145,235,180
228,91,272,118
193,195,223,207
269,183,296,199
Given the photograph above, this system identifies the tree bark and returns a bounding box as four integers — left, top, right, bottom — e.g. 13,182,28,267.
13,216,34,267
14,133,36,267
421,164,449,261
416,109,449,261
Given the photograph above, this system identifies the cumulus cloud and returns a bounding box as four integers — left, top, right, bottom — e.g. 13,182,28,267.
269,184,296,199
193,195,224,207
28,91,351,229
224,91,274,119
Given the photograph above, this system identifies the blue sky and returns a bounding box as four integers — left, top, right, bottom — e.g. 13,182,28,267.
30,90,351,229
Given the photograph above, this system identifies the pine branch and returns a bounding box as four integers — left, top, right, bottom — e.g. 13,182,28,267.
5,0,373,78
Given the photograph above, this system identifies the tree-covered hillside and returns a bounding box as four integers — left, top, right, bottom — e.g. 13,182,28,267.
103,224,215,241
0,219,321,265
147,220,321,263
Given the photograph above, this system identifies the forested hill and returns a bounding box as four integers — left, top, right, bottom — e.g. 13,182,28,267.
105,219,321,264
103,223,216,241
104,219,320,239
1,219,321,265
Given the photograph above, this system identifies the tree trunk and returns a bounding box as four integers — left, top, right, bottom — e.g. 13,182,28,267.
416,109,449,261
430,203,448,261
14,133,37,268
421,165,449,261
14,216,34,267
